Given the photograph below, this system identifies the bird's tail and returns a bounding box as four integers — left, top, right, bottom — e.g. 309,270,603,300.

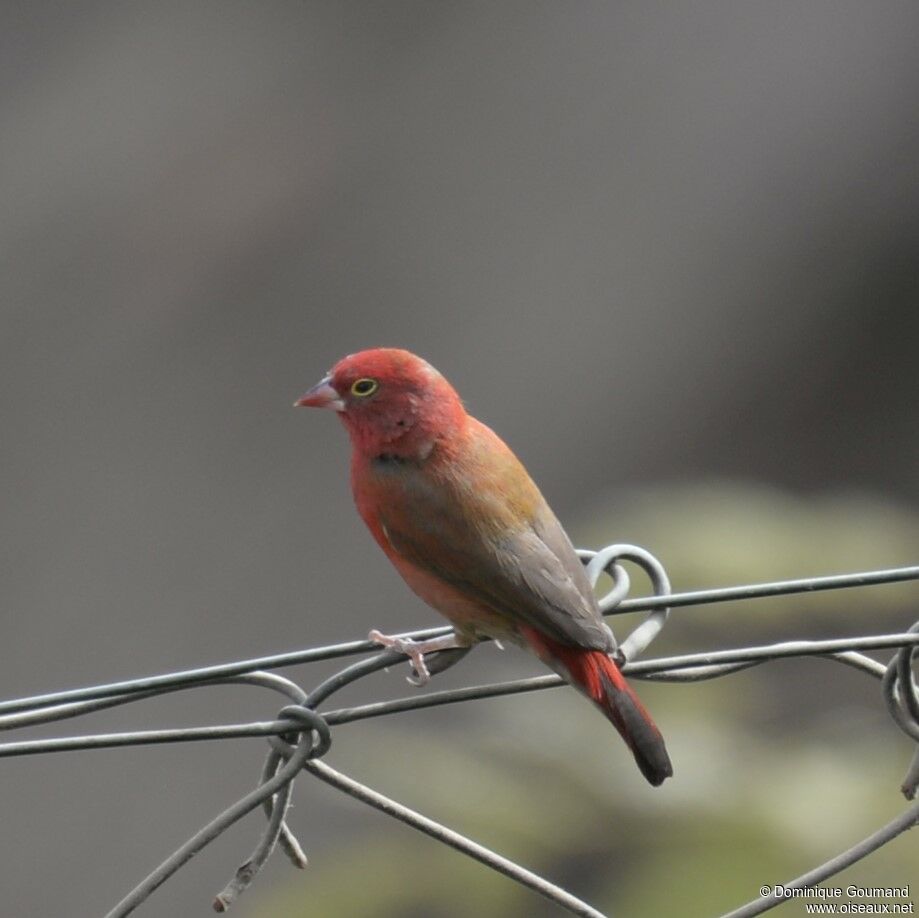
521,628,673,786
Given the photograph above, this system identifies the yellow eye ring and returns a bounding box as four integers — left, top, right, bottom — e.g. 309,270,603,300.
350,377,379,397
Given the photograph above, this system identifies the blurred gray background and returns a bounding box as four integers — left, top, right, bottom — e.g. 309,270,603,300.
2,3,919,916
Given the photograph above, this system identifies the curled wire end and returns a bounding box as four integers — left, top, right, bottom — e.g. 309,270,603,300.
900,759,919,800
212,859,257,912
278,824,309,869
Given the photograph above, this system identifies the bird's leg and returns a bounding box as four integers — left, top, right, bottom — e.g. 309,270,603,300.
368,630,467,686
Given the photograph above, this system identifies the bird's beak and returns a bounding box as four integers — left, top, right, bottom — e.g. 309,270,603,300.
294,375,345,411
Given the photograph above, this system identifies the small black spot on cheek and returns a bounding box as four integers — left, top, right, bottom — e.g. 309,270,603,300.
396,419,406,427
373,453,410,466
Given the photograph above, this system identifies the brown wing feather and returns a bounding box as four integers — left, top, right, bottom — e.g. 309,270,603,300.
372,420,615,652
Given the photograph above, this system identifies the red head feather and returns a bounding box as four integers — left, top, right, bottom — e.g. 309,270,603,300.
303,348,467,460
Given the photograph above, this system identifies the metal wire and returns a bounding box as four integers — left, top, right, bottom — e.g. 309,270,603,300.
1,545,918,918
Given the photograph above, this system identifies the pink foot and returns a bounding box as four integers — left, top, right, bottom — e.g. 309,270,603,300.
369,629,464,686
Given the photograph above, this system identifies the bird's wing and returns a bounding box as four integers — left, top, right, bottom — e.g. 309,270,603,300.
377,473,615,653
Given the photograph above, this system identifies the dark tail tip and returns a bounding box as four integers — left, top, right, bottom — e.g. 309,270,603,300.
617,691,673,785
637,743,674,787
601,674,673,786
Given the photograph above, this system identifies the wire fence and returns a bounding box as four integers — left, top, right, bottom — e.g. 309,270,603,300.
2,545,918,917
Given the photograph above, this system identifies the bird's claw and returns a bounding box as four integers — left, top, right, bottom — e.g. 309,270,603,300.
368,629,432,685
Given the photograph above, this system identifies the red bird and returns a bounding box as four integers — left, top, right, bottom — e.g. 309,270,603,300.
296,348,672,785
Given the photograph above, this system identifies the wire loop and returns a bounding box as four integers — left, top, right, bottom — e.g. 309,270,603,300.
582,543,671,661
272,704,332,760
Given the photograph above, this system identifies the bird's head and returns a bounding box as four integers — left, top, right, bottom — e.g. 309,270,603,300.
296,348,466,459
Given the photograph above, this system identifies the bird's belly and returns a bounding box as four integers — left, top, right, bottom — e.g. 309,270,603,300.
389,553,519,643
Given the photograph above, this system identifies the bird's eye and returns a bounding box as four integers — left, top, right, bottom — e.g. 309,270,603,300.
350,377,379,397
